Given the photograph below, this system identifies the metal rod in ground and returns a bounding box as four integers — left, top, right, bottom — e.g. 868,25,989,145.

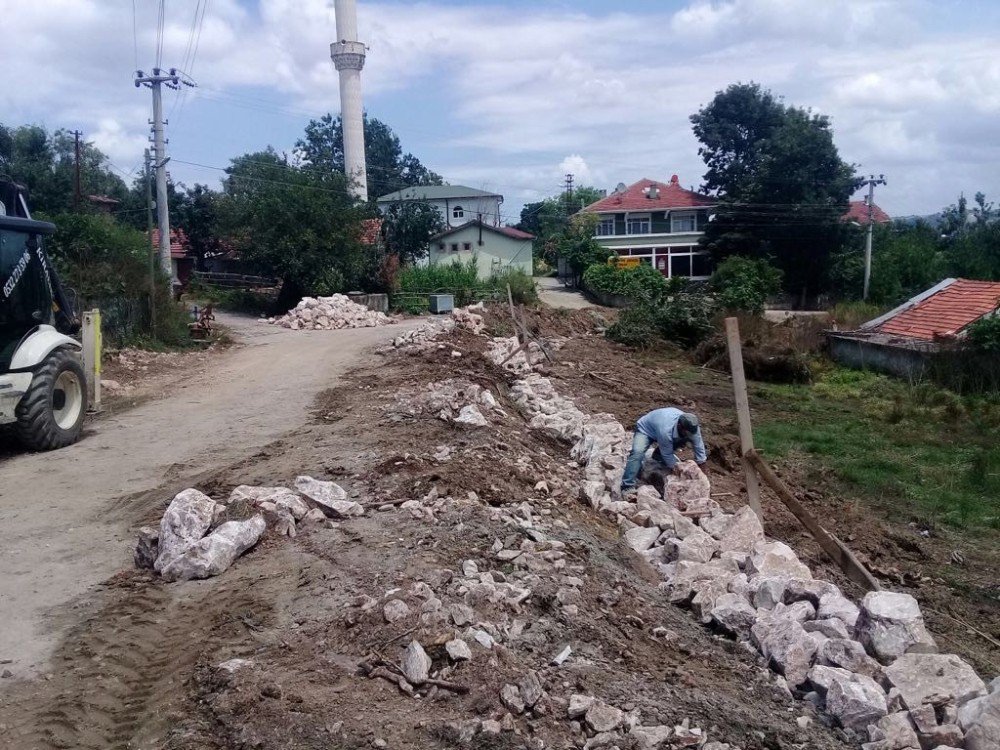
724,317,762,520
744,449,880,592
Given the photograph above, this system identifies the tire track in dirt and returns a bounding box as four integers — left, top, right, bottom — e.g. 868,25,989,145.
1,572,275,750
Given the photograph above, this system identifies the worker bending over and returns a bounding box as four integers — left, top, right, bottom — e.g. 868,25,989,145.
621,407,707,493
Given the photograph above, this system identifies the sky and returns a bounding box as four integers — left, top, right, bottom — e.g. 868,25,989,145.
3,0,1000,223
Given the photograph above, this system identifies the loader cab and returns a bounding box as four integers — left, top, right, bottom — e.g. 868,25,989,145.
0,216,57,371
0,180,87,450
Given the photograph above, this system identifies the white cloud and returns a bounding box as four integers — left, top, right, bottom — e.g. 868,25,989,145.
1,0,999,215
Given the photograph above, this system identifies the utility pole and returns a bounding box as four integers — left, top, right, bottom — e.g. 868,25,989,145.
72,130,83,210
135,67,179,280
862,174,887,301
144,148,157,330
564,173,575,215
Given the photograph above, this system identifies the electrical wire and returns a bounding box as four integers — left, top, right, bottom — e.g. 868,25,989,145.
131,0,140,71
155,0,165,68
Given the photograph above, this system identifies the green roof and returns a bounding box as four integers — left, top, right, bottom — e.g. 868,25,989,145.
375,185,502,203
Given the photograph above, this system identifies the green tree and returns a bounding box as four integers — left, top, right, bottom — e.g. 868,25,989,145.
0,123,127,215
294,114,442,202
709,256,783,314
518,186,605,264
557,213,609,284
172,184,221,270
218,148,369,308
381,200,445,265
690,83,858,303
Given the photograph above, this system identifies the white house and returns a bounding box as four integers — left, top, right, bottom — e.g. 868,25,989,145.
376,185,504,229
428,220,534,279
580,176,716,279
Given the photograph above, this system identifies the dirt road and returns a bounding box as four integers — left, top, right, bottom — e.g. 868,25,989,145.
0,313,410,678
535,275,593,309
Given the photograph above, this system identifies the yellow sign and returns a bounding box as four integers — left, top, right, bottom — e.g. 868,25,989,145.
609,256,641,269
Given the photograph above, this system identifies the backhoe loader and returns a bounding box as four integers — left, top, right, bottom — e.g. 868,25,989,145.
0,179,87,450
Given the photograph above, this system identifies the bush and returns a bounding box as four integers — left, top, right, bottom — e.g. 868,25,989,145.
709,256,782,314
583,263,669,302
607,288,716,350
394,258,537,311
829,300,886,330
965,315,1000,353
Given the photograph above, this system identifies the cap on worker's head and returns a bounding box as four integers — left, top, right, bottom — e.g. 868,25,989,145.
679,413,700,433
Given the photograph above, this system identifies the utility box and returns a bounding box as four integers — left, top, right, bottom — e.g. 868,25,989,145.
428,294,454,314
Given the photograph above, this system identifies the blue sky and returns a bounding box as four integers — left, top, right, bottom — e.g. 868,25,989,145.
4,0,1000,222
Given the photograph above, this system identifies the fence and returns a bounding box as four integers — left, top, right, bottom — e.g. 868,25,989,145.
192,271,278,290
77,295,153,347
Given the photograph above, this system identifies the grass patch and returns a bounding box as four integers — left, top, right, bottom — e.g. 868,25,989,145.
754,367,1000,531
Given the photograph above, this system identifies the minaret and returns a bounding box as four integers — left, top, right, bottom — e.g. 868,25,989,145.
330,0,368,201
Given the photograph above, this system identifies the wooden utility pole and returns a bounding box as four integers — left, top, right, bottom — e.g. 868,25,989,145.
724,317,762,519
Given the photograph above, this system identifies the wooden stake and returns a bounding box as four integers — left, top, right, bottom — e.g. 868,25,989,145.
724,317,762,520
745,449,880,592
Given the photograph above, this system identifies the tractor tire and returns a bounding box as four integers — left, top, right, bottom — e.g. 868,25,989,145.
15,347,88,451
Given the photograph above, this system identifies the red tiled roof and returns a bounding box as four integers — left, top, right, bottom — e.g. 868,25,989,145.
875,279,1000,341
843,200,890,224
430,220,534,242
150,228,190,259
495,225,535,240
582,176,714,213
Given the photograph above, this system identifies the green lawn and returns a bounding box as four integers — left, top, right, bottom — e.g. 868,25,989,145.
752,368,1000,531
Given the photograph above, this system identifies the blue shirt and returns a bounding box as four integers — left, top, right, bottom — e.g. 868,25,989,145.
635,407,707,469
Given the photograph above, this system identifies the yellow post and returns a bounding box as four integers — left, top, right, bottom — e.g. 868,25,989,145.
82,309,102,412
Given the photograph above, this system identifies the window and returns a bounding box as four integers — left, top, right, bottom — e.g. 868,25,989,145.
626,216,651,234
665,245,712,279
450,242,459,252
462,242,472,251
596,217,615,236
671,212,696,233
438,243,446,250
452,205,464,219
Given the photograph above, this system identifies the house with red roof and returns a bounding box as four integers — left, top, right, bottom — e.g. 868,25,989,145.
843,200,891,225
428,219,534,278
150,228,194,286
579,176,716,279
829,278,1000,378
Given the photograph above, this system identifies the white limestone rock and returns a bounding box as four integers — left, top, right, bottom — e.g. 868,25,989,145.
817,638,882,678
501,683,525,714
804,618,851,641
668,529,720,563
818,592,861,628
783,578,840,607
751,616,820,688
455,404,489,427
585,700,626,733
629,725,674,750
519,670,544,708
711,592,759,641
445,639,472,662
826,672,888,730
746,541,813,580
855,591,938,664
624,525,661,553
884,652,987,711
865,711,919,750
159,515,266,582
717,505,765,554
808,665,856,696
699,511,734,540
752,576,794,610
400,640,432,685
154,488,218,573
964,690,1000,750
294,475,364,518
690,578,731,624
664,460,712,514
568,694,596,719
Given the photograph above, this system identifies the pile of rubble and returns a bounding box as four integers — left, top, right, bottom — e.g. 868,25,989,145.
268,294,392,330
135,476,363,581
395,378,504,428
487,336,998,749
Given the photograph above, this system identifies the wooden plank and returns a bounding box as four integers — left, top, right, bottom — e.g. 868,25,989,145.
724,317,763,520
745,449,880,592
